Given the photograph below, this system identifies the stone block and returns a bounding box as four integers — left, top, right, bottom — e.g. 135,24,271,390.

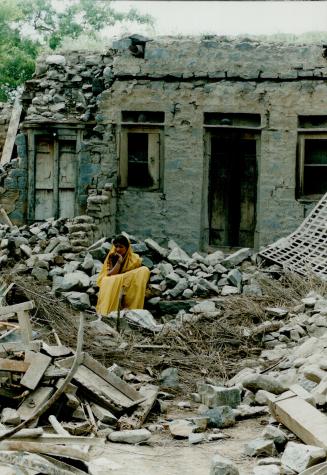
1,408,21,425
244,438,276,457
201,406,235,428
253,465,280,475
210,454,239,475
197,384,241,408
221,248,252,268
169,419,195,438
108,429,151,444
281,442,325,473
262,425,288,450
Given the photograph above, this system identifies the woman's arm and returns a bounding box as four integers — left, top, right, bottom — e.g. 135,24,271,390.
107,253,124,276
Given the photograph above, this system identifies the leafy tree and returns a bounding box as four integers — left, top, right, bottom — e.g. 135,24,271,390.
0,0,153,101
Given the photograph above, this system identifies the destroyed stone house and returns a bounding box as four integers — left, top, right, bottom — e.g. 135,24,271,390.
1,36,327,252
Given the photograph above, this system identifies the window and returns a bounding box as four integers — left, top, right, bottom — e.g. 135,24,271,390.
298,134,327,199
119,127,162,190
204,112,261,128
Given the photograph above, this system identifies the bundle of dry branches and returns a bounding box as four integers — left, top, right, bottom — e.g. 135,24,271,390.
1,269,325,394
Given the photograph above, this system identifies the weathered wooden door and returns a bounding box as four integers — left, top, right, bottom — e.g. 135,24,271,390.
209,131,258,248
31,132,77,221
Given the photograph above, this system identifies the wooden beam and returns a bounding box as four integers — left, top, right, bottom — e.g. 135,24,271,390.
21,352,52,390
0,434,104,446
0,428,43,438
119,384,159,430
42,342,72,357
18,386,54,421
0,358,29,372
1,97,22,165
57,352,144,412
0,441,89,462
269,393,327,448
0,340,41,353
0,451,87,475
0,301,34,316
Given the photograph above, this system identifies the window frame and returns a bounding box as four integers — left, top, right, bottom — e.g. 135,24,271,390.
119,125,163,191
297,132,327,200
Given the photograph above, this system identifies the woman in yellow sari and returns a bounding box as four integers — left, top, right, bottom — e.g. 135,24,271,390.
96,235,150,315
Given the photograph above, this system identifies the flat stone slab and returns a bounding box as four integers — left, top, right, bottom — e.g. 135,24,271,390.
108,429,151,444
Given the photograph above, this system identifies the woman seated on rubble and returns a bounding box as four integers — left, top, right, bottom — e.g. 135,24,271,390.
96,234,150,316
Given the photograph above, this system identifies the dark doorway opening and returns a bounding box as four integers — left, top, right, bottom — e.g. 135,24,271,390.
209,131,258,248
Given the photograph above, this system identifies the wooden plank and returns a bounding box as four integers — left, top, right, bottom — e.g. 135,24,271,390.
21,352,52,390
0,340,41,353
58,353,142,403
44,365,69,379
1,434,104,446
0,358,29,372
0,451,87,475
1,97,22,165
299,462,327,475
17,386,54,421
17,310,32,343
42,342,71,357
49,414,70,436
0,441,89,462
83,353,141,401
269,394,327,448
119,384,159,430
0,300,34,316
289,384,316,405
0,428,43,438
76,365,135,410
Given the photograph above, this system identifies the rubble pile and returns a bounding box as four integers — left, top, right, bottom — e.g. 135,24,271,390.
0,216,265,313
1,216,327,473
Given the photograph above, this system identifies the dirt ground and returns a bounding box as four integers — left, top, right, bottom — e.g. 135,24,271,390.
89,417,267,475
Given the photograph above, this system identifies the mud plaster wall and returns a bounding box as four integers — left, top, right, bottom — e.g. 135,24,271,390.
101,78,327,251
5,37,327,251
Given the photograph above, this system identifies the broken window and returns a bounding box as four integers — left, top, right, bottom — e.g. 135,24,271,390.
298,134,327,200
119,127,162,190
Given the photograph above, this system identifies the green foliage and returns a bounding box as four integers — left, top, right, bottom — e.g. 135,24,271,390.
0,0,153,101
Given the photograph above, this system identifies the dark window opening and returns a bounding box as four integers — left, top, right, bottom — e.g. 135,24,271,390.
302,139,327,197
204,113,261,128
298,116,327,129
127,133,153,187
122,111,165,124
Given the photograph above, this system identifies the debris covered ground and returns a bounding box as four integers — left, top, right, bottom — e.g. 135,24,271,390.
0,216,327,474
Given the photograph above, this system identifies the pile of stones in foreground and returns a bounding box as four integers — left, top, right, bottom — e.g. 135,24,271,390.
3,216,327,474
0,215,264,312
203,290,327,475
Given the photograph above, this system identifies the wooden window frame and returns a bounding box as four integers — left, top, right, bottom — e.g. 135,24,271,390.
298,133,327,200
119,126,163,191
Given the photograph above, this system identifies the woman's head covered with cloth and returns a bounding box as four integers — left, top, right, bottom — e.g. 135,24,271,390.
96,234,142,287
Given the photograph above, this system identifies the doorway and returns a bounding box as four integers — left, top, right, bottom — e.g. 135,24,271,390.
208,131,258,248
28,128,80,222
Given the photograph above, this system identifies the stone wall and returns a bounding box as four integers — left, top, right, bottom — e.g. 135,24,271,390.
3,36,327,251
0,103,12,158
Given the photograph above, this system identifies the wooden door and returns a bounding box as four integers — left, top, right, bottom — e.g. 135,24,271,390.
58,140,77,218
32,134,77,221
34,135,55,220
209,131,258,247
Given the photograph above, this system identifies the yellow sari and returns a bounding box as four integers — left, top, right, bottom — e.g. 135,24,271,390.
96,241,150,315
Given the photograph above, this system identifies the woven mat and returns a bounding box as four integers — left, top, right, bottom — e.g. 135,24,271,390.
259,192,327,281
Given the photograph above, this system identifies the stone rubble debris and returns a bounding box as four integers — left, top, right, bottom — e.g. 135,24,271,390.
1,218,327,473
